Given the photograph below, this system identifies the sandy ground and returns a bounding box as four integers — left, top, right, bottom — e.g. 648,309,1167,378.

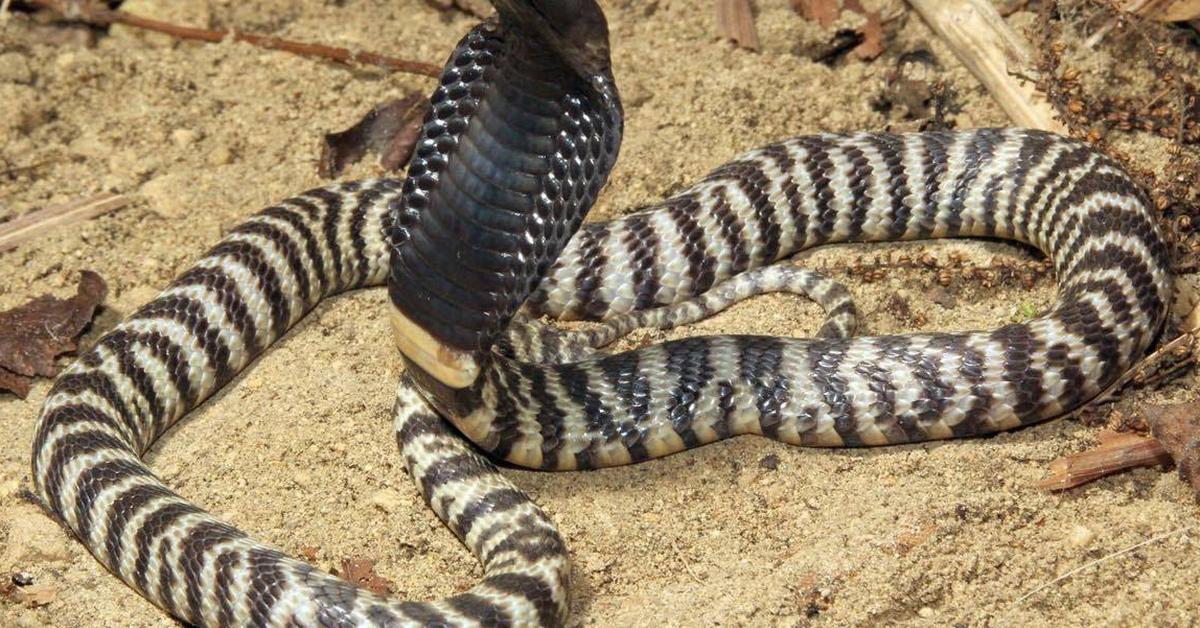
2,0,1199,626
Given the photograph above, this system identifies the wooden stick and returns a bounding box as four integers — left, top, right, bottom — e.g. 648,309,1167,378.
0,193,129,253
906,0,1067,133
17,0,442,79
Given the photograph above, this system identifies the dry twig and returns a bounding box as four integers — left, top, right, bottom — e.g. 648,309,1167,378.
906,0,1067,132
16,0,441,78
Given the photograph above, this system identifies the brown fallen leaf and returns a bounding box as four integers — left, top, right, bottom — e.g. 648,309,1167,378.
2,581,59,608
715,0,761,51
844,0,885,60
337,558,395,596
893,523,936,557
318,94,427,179
1038,430,1173,491
792,0,840,28
297,545,319,562
1147,401,1200,496
0,271,107,398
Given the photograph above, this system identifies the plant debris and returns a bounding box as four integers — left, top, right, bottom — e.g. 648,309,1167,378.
17,0,442,78
796,0,887,62
1038,429,1173,491
0,271,107,398
792,0,839,28
336,558,396,596
715,0,760,51
1,577,58,608
319,95,427,179
1147,400,1200,496
0,193,128,254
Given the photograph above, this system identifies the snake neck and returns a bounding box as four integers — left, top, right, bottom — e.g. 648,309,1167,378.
387,12,624,388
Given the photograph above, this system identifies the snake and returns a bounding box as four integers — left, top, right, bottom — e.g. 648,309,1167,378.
28,0,1173,626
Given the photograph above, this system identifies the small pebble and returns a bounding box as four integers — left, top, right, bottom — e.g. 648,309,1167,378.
293,471,311,488
371,489,404,514
0,52,33,84
1069,524,1095,548
759,453,780,471
12,572,34,587
207,144,234,166
171,128,199,148
918,607,934,618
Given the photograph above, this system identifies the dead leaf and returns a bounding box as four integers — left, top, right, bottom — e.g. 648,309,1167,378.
792,0,840,28
297,545,319,562
337,558,395,596
2,581,59,608
715,0,761,51
1039,429,1173,491
844,0,885,60
1147,400,1200,496
319,94,426,179
894,523,936,556
0,271,107,398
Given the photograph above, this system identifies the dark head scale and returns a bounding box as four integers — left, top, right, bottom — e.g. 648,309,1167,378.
491,0,613,79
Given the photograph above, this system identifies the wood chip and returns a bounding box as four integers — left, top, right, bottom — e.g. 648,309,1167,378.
0,271,107,397
319,95,427,178
0,193,128,253
715,0,761,51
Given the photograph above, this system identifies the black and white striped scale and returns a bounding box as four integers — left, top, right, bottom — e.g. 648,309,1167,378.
30,1,1172,626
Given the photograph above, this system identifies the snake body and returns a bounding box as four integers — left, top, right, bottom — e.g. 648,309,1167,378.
29,1,1172,626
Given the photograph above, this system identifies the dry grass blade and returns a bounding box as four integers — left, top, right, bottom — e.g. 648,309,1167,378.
0,193,128,253
716,0,761,51
1014,526,1192,605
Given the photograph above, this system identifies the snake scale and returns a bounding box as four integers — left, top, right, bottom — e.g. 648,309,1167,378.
29,0,1172,626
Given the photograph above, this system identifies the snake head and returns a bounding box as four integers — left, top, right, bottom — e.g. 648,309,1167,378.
492,0,613,79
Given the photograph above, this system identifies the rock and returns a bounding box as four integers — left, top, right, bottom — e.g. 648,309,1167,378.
1,509,72,566
918,607,935,618
140,171,190,219
1068,524,1095,548
0,85,47,135
170,128,200,148
371,489,403,514
0,52,33,84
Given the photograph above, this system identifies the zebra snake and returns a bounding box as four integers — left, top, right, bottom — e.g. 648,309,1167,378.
29,1,1171,626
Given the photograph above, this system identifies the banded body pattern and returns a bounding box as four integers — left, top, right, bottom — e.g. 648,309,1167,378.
427,129,1173,471
28,2,1174,626
29,181,570,625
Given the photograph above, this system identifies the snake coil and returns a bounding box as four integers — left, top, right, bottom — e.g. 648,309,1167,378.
30,1,1172,626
